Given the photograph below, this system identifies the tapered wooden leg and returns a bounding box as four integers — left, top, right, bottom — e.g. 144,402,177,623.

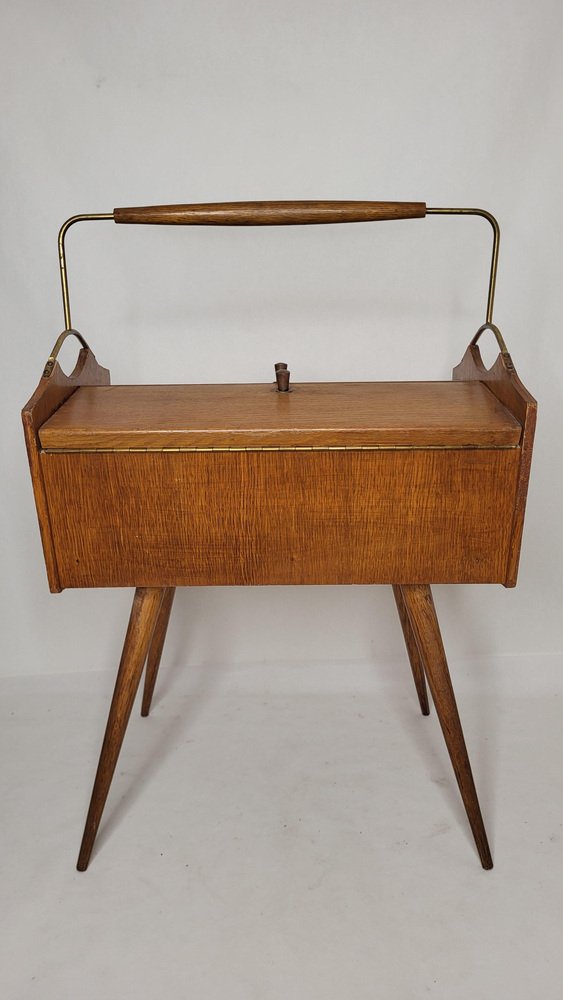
141,587,176,717
401,584,493,869
392,584,430,716
77,587,163,871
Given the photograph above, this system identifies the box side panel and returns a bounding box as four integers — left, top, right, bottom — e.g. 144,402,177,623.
41,449,520,587
453,344,537,586
22,410,63,592
21,345,111,593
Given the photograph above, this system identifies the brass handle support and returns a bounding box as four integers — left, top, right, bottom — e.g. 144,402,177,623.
426,208,500,326
56,202,500,332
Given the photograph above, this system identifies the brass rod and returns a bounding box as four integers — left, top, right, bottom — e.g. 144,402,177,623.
426,208,500,325
56,206,500,331
58,214,114,330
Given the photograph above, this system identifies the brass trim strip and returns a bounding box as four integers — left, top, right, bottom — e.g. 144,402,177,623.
42,444,519,454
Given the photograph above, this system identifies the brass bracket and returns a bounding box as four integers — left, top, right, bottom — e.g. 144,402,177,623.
471,322,513,370
43,329,91,378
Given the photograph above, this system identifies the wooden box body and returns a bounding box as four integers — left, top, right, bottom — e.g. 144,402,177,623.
22,345,536,593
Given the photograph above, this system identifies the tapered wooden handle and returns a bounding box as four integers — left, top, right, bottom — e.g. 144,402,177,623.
113,201,427,226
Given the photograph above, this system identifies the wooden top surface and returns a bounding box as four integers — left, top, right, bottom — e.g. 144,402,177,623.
38,381,522,450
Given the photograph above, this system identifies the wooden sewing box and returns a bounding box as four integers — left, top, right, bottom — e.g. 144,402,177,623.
22,201,536,870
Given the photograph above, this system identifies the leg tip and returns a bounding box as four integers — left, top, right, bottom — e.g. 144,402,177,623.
478,842,494,869
77,834,94,871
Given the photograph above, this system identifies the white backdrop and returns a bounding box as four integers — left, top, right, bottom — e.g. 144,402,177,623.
2,0,562,676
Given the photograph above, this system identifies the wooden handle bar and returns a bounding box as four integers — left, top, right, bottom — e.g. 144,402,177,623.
113,201,427,226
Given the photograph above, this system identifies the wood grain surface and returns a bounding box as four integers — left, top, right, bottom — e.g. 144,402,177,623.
392,584,430,715
453,343,537,586
21,341,110,592
141,587,176,717
76,587,163,871
41,448,520,588
401,584,493,868
113,201,427,226
39,381,521,451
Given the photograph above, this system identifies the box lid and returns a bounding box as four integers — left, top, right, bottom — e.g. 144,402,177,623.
38,381,521,451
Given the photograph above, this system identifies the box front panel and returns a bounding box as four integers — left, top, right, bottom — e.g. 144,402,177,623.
41,449,519,588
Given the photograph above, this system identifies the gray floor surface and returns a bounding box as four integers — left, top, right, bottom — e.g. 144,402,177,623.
2,653,562,999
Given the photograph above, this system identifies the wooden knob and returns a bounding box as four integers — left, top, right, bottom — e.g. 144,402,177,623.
274,363,290,391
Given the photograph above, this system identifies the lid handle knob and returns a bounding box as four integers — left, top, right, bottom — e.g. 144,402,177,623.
274,362,290,392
